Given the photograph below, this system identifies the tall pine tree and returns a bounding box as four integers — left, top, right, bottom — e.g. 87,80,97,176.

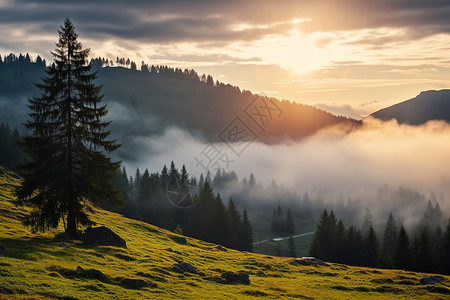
15,19,121,235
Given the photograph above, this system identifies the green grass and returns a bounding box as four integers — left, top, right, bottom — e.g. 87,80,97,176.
1,166,449,299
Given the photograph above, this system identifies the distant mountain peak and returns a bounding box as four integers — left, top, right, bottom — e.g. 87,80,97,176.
370,89,450,125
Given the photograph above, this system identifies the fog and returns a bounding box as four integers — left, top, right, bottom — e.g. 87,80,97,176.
117,116,450,227
120,117,449,195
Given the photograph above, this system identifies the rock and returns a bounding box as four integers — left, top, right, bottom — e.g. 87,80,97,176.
58,243,70,248
290,257,329,266
0,244,7,256
122,278,151,288
165,248,182,255
76,266,106,280
419,275,444,285
171,236,187,244
215,245,227,252
173,262,197,274
221,271,250,284
82,226,126,248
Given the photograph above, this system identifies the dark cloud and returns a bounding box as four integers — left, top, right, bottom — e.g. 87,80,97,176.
1,0,449,48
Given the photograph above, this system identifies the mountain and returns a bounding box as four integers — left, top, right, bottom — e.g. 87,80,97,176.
0,61,359,146
370,90,450,125
1,167,448,299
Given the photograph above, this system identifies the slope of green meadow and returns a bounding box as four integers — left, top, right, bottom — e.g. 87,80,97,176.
1,167,449,299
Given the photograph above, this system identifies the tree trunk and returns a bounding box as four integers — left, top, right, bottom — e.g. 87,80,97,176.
66,210,77,236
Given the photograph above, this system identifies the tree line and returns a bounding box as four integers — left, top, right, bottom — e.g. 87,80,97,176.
0,53,46,67
91,55,235,89
309,201,450,274
111,162,253,251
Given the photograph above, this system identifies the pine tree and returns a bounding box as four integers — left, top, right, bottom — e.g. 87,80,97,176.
285,208,295,234
241,209,253,251
248,173,256,188
160,164,169,188
379,212,397,268
227,198,242,249
288,235,296,257
364,225,379,267
272,205,284,233
394,225,411,270
415,228,435,272
361,207,373,235
334,219,346,262
15,19,121,235
309,210,337,261
179,165,189,193
169,161,179,182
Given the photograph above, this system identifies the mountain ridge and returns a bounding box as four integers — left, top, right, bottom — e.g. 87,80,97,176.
0,61,359,143
370,89,450,125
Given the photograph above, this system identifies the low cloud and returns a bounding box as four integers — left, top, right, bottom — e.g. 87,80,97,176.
119,117,450,217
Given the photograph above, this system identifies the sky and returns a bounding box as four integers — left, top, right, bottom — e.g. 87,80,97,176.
1,0,450,118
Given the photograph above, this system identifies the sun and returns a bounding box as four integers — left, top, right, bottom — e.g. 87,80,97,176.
246,32,332,75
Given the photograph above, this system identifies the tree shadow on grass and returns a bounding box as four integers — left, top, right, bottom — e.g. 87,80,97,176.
0,234,81,260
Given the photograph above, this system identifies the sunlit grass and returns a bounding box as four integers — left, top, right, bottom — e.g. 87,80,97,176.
1,166,449,299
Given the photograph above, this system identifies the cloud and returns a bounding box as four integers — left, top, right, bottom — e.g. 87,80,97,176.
314,103,363,120
120,118,450,207
1,0,450,48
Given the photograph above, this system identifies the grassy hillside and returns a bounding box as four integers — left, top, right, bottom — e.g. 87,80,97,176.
1,167,450,299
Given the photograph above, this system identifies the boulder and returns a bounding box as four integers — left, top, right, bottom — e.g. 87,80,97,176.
173,262,197,274
58,243,70,248
290,257,329,266
122,278,151,288
0,244,7,256
165,248,182,255
171,236,187,244
419,276,444,285
76,266,106,280
82,226,126,248
221,271,250,284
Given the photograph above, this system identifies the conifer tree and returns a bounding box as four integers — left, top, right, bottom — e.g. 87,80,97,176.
15,18,121,235
228,198,242,249
160,164,169,188
285,208,295,234
309,210,337,261
334,219,346,262
394,225,412,270
364,225,379,267
288,235,296,257
379,212,397,268
242,209,253,251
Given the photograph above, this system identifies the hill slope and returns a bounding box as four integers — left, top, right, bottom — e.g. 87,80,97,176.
1,167,449,299
0,62,358,145
370,90,450,125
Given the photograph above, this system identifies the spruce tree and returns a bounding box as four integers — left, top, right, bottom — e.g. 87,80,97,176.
15,18,121,235
285,208,295,234
394,225,412,270
160,164,169,188
242,209,253,251
364,225,379,267
288,235,297,257
379,212,397,268
309,210,337,261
